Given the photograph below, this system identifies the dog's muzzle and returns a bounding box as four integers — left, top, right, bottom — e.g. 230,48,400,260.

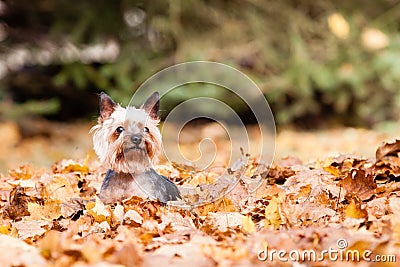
123,133,145,153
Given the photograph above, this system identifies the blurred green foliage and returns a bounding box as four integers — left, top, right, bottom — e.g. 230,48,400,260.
2,0,400,127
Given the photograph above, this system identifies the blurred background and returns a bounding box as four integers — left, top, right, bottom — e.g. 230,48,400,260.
1,0,400,172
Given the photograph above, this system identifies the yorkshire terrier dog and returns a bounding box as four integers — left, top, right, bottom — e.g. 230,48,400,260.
90,92,181,204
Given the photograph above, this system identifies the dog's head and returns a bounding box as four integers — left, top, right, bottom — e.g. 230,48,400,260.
90,92,162,173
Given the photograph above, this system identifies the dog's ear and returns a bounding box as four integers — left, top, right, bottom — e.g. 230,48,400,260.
141,92,160,119
99,92,117,120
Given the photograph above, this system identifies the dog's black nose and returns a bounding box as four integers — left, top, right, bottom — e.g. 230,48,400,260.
131,134,142,145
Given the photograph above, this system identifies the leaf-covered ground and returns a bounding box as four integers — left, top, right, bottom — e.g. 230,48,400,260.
1,134,400,266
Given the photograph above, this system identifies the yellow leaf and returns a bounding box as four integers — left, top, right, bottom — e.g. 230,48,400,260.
61,163,89,174
328,13,349,39
0,225,11,234
323,165,339,177
55,157,90,174
242,215,255,233
345,200,368,219
265,194,284,230
86,197,112,223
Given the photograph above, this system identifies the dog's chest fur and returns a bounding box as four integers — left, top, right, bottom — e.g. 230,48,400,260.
99,169,181,204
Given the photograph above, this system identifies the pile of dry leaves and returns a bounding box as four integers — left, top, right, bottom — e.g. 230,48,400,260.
1,140,400,266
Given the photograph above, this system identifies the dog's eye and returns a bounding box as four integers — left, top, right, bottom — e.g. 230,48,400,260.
116,126,124,134
143,127,149,133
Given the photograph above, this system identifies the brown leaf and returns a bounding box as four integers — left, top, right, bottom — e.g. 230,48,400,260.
77,178,97,197
376,139,400,161
329,155,370,177
373,150,400,184
5,186,31,220
61,198,85,219
260,165,295,185
339,169,377,201
284,168,343,203
281,202,336,227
